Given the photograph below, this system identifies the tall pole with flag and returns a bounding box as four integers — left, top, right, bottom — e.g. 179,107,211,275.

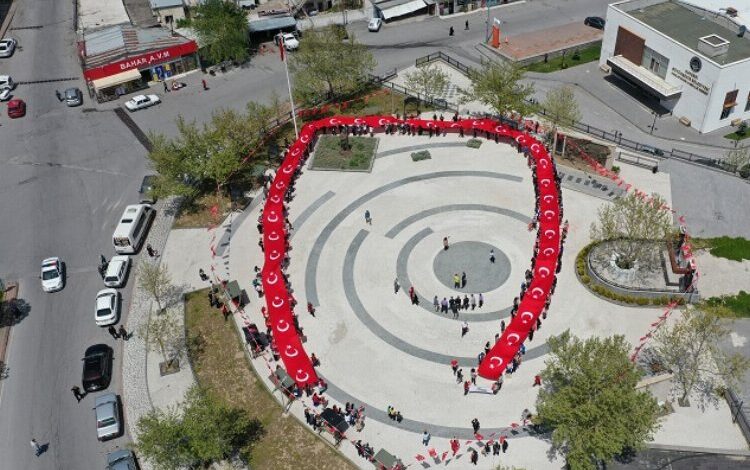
280,40,299,138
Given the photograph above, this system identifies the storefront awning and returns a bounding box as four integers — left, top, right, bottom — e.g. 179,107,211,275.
90,68,142,90
248,15,298,33
379,0,427,20
606,55,682,100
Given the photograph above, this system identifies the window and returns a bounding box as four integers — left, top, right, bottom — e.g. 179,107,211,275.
721,89,738,120
642,46,669,79
745,92,750,112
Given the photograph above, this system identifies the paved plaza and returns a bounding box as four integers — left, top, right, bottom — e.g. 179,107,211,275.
215,131,747,468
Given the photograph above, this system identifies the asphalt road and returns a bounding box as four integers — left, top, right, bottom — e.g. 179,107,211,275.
0,0,150,468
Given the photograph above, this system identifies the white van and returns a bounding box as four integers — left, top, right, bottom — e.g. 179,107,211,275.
103,255,130,287
112,204,155,254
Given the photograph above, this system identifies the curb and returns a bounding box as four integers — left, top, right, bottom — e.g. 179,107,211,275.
647,443,750,456
0,282,19,367
0,0,18,41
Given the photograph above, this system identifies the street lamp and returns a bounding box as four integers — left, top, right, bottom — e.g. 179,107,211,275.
649,111,657,135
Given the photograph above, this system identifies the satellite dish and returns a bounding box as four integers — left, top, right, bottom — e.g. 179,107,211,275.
740,25,747,38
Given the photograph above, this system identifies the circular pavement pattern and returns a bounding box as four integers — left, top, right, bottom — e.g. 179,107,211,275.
432,241,511,292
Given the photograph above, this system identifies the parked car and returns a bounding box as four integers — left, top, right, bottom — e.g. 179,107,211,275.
124,94,160,112
94,393,122,441
7,98,25,118
82,344,113,392
0,75,14,90
584,16,605,29
0,38,17,58
368,18,382,32
64,87,83,107
95,289,121,326
0,88,10,101
40,257,64,292
106,449,139,470
281,33,299,51
103,256,130,288
138,175,157,204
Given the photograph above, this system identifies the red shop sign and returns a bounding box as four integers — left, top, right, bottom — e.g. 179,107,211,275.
84,41,198,81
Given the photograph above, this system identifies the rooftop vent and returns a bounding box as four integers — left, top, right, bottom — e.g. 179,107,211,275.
698,34,730,57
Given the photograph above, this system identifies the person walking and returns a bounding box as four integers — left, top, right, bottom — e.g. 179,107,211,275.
533,374,542,387
471,418,480,433
463,380,470,395
307,302,316,317
163,80,169,93
201,79,208,90
422,430,431,446
441,297,448,314
71,386,84,402
55,90,62,101
484,341,491,356
394,278,400,294
465,20,469,30
493,441,501,455
146,244,157,257
364,210,372,225
490,249,496,263
461,272,467,288
501,319,506,333
456,368,463,383
450,359,459,375
470,294,476,310
433,295,439,311
107,325,119,339
453,273,460,288
461,321,469,337
501,437,509,453
478,293,484,308
449,26,454,36
470,448,478,465
470,368,477,385
31,438,43,456
443,236,449,250
118,325,128,340
462,295,469,310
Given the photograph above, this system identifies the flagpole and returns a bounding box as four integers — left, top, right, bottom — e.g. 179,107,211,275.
281,44,299,138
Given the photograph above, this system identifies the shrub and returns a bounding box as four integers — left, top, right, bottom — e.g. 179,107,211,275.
581,275,591,285
636,298,649,306
467,139,483,149
611,165,621,174
572,49,581,61
740,164,750,179
411,150,431,161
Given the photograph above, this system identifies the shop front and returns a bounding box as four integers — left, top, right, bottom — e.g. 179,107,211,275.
84,41,198,102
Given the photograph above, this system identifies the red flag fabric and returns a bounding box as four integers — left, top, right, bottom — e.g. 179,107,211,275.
415,455,426,461
428,448,437,457
441,451,448,461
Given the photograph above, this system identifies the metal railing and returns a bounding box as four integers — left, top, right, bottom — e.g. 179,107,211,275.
414,52,744,178
726,387,750,445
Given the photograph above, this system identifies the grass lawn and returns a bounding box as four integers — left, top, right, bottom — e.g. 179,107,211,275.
311,135,377,171
692,236,750,262
705,291,750,318
173,193,232,229
525,44,602,73
724,131,750,141
184,289,355,469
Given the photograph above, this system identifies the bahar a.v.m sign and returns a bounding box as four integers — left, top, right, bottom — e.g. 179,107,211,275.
83,41,198,81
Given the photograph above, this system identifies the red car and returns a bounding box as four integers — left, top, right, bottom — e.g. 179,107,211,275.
8,98,25,118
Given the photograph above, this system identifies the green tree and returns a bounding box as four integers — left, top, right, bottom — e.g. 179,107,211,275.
404,63,449,105
141,312,184,370
290,25,375,103
536,331,661,470
590,192,672,270
136,386,262,469
653,305,750,407
460,61,534,117
542,85,581,158
193,0,249,64
138,262,172,312
725,145,750,174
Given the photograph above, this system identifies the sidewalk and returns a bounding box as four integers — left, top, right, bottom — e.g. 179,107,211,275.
298,2,373,31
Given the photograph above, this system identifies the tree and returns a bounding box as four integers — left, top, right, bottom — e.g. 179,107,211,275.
460,61,535,117
290,25,375,104
652,305,750,407
193,0,249,64
139,262,172,312
589,192,672,270
141,312,184,371
404,63,449,105
725,145,750,174
542,86,581,158
136,386,262,469
536,330,661,470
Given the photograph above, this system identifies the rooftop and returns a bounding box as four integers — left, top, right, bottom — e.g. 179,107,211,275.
78,0,131,32
149,0,184,8
83,24,193,69
624,0,750,65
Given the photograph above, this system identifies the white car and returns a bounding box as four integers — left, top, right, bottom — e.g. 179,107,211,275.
0,88,10,101
40,257,64,292
0,38,17,58
281,33,299,51
368,18,382,32
124,94,160,112
0,75,14,91
95,289,120,326
103,255,130,288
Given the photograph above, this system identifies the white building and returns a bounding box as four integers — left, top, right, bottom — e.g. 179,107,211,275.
600,0,750,133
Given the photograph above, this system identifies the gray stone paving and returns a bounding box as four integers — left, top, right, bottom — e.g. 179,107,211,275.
343,229,549,367
376,141,468,159
291,190,336,234
433,241,510,292
305,171,525,305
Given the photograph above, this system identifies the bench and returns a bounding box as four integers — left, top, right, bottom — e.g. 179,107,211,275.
616,151,659,170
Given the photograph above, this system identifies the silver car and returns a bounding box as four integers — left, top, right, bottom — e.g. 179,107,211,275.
0,38,17,58
106,449,138,470
94,393,121,441
64,87,83,107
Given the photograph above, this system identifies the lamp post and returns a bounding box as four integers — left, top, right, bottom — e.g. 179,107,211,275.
649,111,657,135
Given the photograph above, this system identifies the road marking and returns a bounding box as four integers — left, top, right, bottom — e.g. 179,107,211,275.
730,332,747,348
